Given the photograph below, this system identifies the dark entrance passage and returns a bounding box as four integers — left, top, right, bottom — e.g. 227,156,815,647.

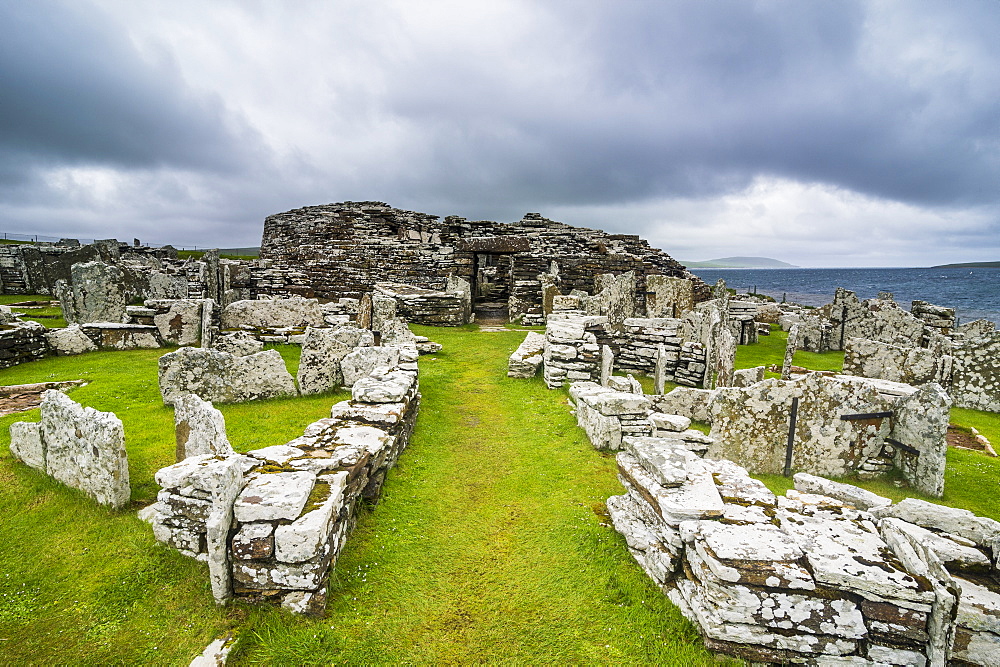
472,252,514,321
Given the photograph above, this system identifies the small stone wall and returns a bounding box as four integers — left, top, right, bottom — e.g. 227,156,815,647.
606,440,1000,664
844,331,1000,414
374,281,472,326
9,390,129,508
147,362,420,614
0,321,49,369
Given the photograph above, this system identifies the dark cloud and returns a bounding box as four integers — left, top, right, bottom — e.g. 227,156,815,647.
0,1,257,173
0,0,997,263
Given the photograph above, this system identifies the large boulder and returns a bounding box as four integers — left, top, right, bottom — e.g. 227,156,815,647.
158,347,297,404
173,393,234,460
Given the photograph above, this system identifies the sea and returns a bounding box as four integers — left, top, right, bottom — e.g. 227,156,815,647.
691,267,1000,326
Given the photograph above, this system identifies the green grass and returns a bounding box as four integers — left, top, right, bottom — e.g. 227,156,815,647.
734,324,844,375
3,322,999,664
0,294,67,328
230,326,728,664
0,346,348,664
0,332,734,665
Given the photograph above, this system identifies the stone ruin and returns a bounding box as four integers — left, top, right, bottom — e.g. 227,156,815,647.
514,282,736,391
9,390,130,508
607,442,1000,664
563,369,949,498
257,201,709,323
144,348,421,615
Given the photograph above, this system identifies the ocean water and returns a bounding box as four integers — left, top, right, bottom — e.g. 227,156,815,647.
692,267,1000,326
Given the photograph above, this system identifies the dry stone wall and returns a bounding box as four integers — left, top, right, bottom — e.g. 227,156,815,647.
147,356,420,614
0,320,49,369
258,201,707,317
606,437,1000,664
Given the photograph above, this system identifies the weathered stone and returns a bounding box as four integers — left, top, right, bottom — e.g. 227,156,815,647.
232,523,274,560
650,387,715,423
648,412,691,433
889,382,951,497
621,439,693,488
32,390,130,507
792,473,891,511
875,497,1000,547
158,347,297,405
507,331,545,378
221,297,325,329
9,421,44,471
274,472,348,563
646,274,694,318
732,366,765,387
709,374,902,479
174,393,233,461
340,346,401,387
296,327,353,394
147,299,209,346
80,323,163,350
233,471,316,523
781,324,799,380
57,261,127,324
351,369,416,404
212,330,265,356
43,324,97,356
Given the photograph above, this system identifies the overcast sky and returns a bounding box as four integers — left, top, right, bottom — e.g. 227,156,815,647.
1,1,998,267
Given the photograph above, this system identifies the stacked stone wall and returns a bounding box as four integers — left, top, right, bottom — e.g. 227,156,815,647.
0,321,49,369
148,358,420,614
607,444,1000,664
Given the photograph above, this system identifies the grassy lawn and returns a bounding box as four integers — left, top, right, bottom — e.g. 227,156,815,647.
2,331,733,665
0,294,66,328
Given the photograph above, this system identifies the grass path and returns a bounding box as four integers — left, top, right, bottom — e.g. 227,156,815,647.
235,326,724,664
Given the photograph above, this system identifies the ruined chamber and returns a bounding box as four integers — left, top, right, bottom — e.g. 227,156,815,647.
258,201,708,321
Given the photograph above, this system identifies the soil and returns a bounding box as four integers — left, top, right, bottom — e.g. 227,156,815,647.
0,380,88,417
948,424,996,456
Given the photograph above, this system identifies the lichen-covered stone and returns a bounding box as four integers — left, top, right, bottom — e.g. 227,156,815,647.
173,393,233,460
296,327,353,394
508,331,545,378
158,347,297,404
44,324,97,356
212,330,265,356
220,297,325,329
34,390,129,507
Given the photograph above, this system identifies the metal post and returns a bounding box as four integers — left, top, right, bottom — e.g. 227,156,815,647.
784,397,799,477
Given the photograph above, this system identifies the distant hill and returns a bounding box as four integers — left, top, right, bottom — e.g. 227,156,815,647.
683,256,798,269
932,260,1000,269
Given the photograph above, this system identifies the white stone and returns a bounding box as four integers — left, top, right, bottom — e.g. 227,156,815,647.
9,421,44,471
174,393,233,460
233,471,315,523
38,390,130,508
220,297,325,329
875,497,1000,547
274,472,348,563
340,347,401,387
649,412,691,433
351,370,416,404
44,324,98,356
793,473,891,511
158,347,297,405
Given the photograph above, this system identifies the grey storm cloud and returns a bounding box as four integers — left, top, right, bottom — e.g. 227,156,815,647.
0,1,258,177
0,0,997,264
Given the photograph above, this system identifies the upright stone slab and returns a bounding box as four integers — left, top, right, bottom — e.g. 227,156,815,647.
654,345,669,394
890,383,951,498
781,324,799,380
59,261,128,324
600,345,614,387
9,421,45,471
36,390,129,507
297,327,353,394
371,293,398,331
714,327,736,388
174,393,233,461
646,275,694,318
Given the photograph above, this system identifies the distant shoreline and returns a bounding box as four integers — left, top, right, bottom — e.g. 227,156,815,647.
931,261,1000,269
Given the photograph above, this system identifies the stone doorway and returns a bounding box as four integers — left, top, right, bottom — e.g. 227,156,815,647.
472,252,514,321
